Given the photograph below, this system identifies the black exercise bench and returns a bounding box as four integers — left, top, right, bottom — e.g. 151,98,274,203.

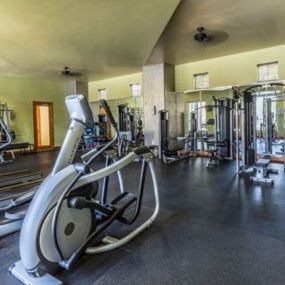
1,142,30,152
0,143,33,163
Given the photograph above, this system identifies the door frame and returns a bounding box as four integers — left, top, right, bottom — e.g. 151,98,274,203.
33,101,55,151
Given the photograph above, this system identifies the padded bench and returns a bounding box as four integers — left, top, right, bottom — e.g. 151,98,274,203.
255,158,270,167
0,143,33,163
206,140,227,167
250,158,278,184
207,148,219,167
1,142,30,151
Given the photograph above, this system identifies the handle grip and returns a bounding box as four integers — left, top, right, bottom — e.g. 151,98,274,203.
270,82,285,87
100,99,116,128
243,84,262,93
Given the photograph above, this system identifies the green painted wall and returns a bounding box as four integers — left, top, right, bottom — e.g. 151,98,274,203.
88,72,142,102
175,44,285,92
0,76,66,146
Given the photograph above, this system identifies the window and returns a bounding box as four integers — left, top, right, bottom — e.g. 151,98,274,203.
257,62,278,82
130,83,141,97
98,88,107,100
194,73,209,89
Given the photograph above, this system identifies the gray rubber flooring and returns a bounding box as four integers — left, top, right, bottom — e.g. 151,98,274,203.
1,152,285,284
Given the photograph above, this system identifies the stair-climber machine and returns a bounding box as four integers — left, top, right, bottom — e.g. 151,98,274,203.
10,95,160,285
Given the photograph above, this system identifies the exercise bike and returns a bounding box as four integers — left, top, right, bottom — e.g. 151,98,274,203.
10,95,160,285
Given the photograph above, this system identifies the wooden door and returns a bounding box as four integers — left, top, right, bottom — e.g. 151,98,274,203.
33,102,54,151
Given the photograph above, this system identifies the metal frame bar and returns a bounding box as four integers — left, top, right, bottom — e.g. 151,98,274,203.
85,160,159,254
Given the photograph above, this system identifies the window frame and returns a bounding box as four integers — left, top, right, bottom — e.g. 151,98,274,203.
130,83,141,97
194,72,209,89
98,88,107,100
257,62,278,82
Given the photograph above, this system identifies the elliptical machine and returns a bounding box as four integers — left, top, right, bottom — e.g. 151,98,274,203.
0,97,123,239
10,95,159,285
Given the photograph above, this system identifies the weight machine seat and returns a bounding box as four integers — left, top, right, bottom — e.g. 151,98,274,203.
204,138,215,143
207,149,218,154
134,146,152,156
0,143,30,151
215,141,227,147
256,159,270,167
204,139,215,150
207,148,219,167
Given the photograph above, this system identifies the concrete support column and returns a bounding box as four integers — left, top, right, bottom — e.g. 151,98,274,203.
64,80,88,98
142,63,165,146
142,63,184,151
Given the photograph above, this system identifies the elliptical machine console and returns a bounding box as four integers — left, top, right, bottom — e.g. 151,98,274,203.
10,95,160,285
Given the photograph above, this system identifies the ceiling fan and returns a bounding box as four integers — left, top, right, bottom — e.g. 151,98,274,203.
61,66,82,77
194,27,212,43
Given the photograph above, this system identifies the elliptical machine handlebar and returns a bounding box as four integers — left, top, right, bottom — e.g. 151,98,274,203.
81,99,121,164
99,99,122,155
100,99,117,130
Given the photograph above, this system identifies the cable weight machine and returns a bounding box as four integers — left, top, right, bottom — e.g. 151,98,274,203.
233,85,279,184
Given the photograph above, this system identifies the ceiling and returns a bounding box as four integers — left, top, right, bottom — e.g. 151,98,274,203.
0,0,285,81
0,0,180,80
148,0,285,64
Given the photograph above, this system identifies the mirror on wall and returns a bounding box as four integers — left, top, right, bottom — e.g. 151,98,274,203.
185,88,234,153
253,84,285,158
89,91,144,147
